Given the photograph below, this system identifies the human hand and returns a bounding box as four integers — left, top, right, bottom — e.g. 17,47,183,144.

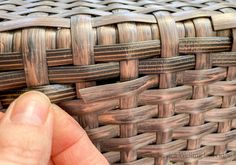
0,91,109,165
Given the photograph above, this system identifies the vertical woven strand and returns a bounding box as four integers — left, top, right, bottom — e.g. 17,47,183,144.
118,22,138,163
154,13,179,165
45,28,56,50
13,30,21,52
22,28,49,87
214,28,236,155
0,32,12,52
20,3,49,87
228,29,236,81
71,16,99,142
186,18,216,165
56,28,71,49
96,23,120,160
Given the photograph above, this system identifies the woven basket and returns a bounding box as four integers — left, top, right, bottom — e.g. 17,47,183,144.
0,0,236,164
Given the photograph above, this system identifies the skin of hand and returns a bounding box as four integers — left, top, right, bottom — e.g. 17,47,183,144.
0,91,109,165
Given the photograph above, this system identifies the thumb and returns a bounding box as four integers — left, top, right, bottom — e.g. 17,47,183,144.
0,91,53,165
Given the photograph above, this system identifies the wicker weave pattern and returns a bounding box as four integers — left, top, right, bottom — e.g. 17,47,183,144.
0,0,236,164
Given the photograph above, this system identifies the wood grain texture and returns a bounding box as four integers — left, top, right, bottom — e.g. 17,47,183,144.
139,86,192,105
0,84,76,106
0,52,23,70
101,133,156,151
0,10,228,32
212,13,236,30
138,114,189,132
113,158,154,165
59,99,119,115
199,152,236,165
202,129,236,146
0,37,232,71
184,17,216,164
0,17,70,32
80,75,158,103
228,140,236,151
179,37,231,54
71,16,94,66
95,21,119,152
209,80,236,96
173,10,219,21
154,12,179,165
170,146,214,163
71,15,98,130
94,40,161,62
138,140,187,158
103,152,120,164
139,55,195,74
205,107,236,122
0,70,26,91
0,1,236,165
212,52,236,67
87,125,119,142
48,62,119,83
117,19,139,162
183,67,227,85
213,14,236,156
175,96,222,114
22,28,49,87
93,12,156,27
71,15,95,93
173,123,218,140
99,105,158,124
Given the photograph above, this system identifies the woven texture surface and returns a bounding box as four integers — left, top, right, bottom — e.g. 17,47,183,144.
0,0,236,164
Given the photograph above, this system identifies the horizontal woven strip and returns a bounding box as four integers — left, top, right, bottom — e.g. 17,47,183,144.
0,1,236,165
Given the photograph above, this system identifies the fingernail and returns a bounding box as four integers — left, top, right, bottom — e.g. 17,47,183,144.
10,91,51,125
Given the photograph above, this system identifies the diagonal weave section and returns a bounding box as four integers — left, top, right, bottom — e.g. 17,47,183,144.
0,0,236,165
